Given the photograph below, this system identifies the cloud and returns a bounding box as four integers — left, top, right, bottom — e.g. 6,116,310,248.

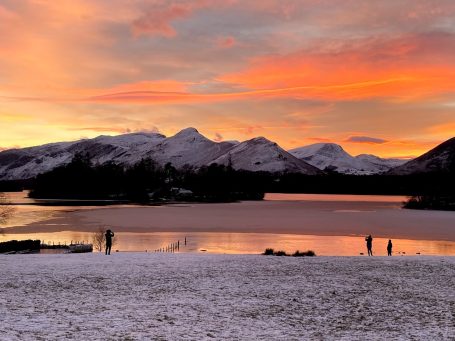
70,126,161,135
219,32,455,101
140,126,161,134
131,1,213,38
306,137,332,142
0,145,20,152
74,127,129,133
391,155,415,160
345,136,388,144
214,132,223,141
428,122,455,137
1,0,455,158
0,4,16,19
242,125,263,135
107,80,190,94
85,77,418,105
216,36,236,49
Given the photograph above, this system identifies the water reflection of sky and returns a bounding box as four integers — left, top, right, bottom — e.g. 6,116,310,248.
1,231,454,256
265,193,408,203
2,192,454,256
0,191,128,228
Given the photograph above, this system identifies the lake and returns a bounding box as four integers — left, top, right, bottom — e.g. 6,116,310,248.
1,191,455,255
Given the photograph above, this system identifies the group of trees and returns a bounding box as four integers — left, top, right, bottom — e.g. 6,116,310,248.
271,172,455,210
28,153,266,202
269,172,455,196
403,195,455,211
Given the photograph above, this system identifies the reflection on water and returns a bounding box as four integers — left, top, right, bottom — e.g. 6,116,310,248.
266,193,407,203
2,191,454,256
0,192,413,231
0,191,71,228
1,191,38,205
1,231,454,256
0,191,122,228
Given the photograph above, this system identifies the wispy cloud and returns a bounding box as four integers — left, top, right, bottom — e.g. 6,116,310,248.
131,3,198,38
214,132,223,141
216,36,236,49
345,136,389,144
1,0,455,157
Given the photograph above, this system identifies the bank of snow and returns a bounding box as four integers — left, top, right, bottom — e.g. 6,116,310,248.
0,253,453,340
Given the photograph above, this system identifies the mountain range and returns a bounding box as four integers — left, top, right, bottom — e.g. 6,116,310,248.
289,143,407,175
0,128,320,180
0,128,453,180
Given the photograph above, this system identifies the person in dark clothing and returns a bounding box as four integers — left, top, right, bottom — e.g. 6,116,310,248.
365,235,373,256
105,229,114,255
387,239,393,256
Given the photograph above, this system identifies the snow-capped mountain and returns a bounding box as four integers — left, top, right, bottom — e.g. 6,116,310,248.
389,137,455,175
0,128,320,180
211,137,321,174
356,154,407,173
289,143,408,174
145,128,235,168
0,132,166,180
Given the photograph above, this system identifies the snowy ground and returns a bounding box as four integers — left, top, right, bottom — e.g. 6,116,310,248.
0,254,454,340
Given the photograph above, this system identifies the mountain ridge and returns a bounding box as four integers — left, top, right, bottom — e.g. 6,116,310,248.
289,143,407,175
388,137,455,175
2,129,452,180
0,128,321,180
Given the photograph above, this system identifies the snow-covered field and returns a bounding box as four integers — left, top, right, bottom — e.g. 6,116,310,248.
1,253,453,340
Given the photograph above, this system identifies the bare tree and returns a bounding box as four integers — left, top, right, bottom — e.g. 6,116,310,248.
92,227,117,252
0,193,15,226
92,227,105,252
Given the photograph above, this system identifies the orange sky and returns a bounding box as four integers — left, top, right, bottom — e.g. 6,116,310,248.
1,0,455,157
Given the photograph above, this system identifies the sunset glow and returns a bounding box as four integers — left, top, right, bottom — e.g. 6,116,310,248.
1,0,455,157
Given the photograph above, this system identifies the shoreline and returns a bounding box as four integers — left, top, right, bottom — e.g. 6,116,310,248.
3,225,455,244
3,231,454,256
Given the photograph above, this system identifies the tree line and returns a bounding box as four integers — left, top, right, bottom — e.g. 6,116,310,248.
27,153,266,202
0,153,454,208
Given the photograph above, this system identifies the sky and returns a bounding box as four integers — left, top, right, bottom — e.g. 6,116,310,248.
1,0,455,158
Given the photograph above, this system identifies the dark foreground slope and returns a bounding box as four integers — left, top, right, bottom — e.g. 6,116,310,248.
390,137,455,175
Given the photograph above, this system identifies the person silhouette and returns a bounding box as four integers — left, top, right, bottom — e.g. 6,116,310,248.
105,229,114,255
387,239,392,256
365,235,373,256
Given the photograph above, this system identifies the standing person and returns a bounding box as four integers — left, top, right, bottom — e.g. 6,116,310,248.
387,239,393,256
105,229,114,255
365,235,373,256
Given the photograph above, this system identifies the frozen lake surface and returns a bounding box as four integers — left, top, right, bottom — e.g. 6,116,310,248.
1,192,455,255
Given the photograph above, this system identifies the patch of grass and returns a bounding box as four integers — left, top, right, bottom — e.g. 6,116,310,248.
262,248,316,257
263,248,275,255
292,250,316,257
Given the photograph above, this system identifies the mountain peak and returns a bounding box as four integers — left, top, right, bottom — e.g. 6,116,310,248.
169,127,210,144
210,137,320,174
289,142,408,174
290,143,349,159
175,127,200,136
249,136,274,144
